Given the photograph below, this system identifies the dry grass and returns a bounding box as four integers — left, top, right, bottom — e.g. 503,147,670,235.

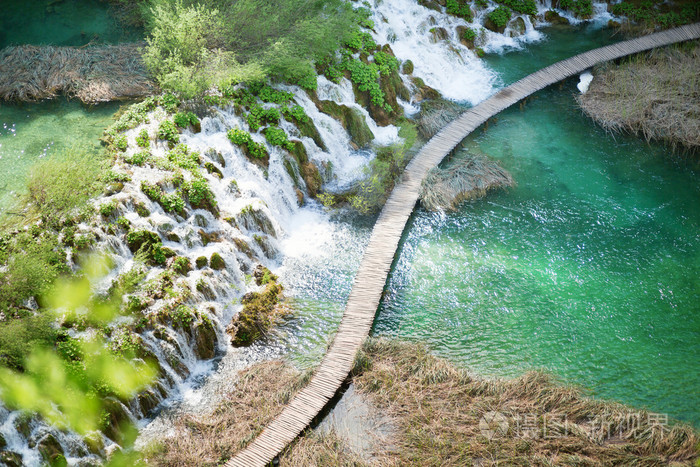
416,99,464,139
577,41,700,153
420,154,515,211
0,44,156,103
145,340,699,466
140,361,312,466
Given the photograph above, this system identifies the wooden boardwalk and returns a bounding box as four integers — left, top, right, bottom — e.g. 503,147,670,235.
226,23,700,467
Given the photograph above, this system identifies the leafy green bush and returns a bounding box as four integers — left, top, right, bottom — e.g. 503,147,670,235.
99,200,118,217
141,181,162,202
374,51,399,76
113,134,128,152
227,128,269,160
125,150,150,166
344,30,377,52
488,6,512,29
184,178,217,210
173,111,200,129
227,128,252,146
264,127,294,151
171,257,192,275
160,192,185,214
446,0,473,21
610,1,698,27
343,59,389,111
497,0,537,16
167,144,200,171
559,0,593,17
136,129,150,148
161,93,181,113
246,105,280,131
0,315,59,372
157,120,180,145
281,104,309,124
126,230,167,265
462,27,477,42
255,85,294,104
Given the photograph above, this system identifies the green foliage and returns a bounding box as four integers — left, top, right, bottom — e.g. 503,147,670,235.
114,134,128,152
99,200,119,217
127,230,167,265
489,6,512,29
227,128,268,160
610,1,699,27
126,150,150,166
103,170,131,183
264,127,294,151
27,149,105,226
462,27,477,42
184,178,217,210
171,305,197,327
281,104,309,124
141,181,162,202
343,59,389,111
229,280,283,346
374,50,399,76
254,85,294,104
476,0,488,8
446,0,473,21
0,258,157,437
344,30,377,52
0,315,58,371
157,120,180,145
497,0,537,16
209,252,225,270
136,129,150,148
167,144,200,171
161,93,181,113
160,192,185,214
173,111,200,129
559,0,593,18
171,257,192,275
246,104,280,131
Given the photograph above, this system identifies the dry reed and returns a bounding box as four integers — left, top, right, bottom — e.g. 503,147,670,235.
577,41,700,153
416,99,464,139
0,44,156,103
420,154,515,211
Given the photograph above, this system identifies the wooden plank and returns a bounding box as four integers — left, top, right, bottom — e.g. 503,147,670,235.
224,23,700,467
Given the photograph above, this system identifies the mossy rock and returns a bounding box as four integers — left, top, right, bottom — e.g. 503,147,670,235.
284,157,300,186
195,256,208,269
205,148,226,167
199,229,222,246
0,432,5,450
210,252,226,270
103,398,132,443
253,234,277,259
429,26,449,42
237,206,277,237
544,9,570,25
290,114,326,151
507,16,526,37
401,59,414,75
171,256,192,275
456,25,475,49
166,232,180,243
302,161,322,197
0,452,23,467
288,139,308,165
134,201,150,217
316,100,374,148
193,317,217,360
410,76,441,102
204,161,223,178
137,389,161,417
227,281,285,347
419,0,442,12
233,238,255,258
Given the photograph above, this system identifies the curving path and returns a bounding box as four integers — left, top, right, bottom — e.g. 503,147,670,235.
227,22,700,467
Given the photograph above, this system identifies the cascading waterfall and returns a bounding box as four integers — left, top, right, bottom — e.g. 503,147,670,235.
0,0,624,464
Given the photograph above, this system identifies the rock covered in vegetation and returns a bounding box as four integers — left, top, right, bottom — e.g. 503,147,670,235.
316,100,374,148
544,9,570,25
226,265,287,347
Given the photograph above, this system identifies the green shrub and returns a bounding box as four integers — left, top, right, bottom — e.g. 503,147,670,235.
160,192,185,214
126,230,166,265
157,120,180,145
167,144,200,171
171,257,192,275
559,0,593,17
161,93,181,113
136,129,150,148
255,85,294,104
227,129,268,160
342,59,390,111
228,128,252,146
281,104,309,124
446,0,473,21
125,150,150,166
264,127,294,151
462,27,477,43
488,6,512,29
99,200,118,217
141,181,162,202
344,30,377,52
0,315,58,371
114,134,128,152
173,111,200,128
497,0,537,16
374,50,399,76
116,216,131,229
184,178,217,210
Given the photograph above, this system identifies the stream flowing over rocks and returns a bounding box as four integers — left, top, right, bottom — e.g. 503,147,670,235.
0,0,619,464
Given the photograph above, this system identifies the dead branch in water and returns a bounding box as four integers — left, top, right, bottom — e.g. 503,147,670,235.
0,43,156,104
420,154,515,211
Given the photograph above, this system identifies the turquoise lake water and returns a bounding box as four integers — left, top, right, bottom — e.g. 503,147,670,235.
374,24,700,427
0,0,138,214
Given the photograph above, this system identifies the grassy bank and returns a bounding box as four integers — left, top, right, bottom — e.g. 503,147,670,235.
143,339,700,465
577,41,699,154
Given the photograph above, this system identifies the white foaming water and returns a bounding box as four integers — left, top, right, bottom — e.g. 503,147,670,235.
577,70,594,93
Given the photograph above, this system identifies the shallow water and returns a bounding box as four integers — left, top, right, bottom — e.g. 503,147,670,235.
0,99,121,213
374,25,700,426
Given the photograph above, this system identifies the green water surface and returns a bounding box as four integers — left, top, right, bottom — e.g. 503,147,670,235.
375,24,700,427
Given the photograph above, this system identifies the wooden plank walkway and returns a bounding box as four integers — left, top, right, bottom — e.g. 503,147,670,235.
226,23,700,467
